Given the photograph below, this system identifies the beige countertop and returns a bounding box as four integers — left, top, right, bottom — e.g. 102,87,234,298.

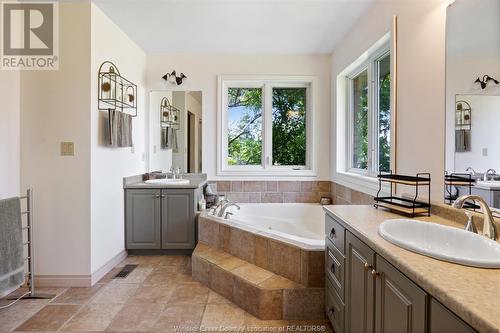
323,205,500,333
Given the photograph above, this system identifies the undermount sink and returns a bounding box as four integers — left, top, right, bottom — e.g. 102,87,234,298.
378,219,500,268
476,180,500,189
144,178,190,185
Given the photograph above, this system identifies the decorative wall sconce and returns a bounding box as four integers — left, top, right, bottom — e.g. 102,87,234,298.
98,61,137,117
474,75,499,89
162,70,187,85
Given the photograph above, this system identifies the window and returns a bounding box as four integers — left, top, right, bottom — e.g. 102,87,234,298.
347,48,391,176
218,76,315,176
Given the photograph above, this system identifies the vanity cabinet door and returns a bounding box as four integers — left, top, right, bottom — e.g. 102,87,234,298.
161,190,195,250
429,298,476,333
345,231,376,333
374,255,427,333
125,189,161,249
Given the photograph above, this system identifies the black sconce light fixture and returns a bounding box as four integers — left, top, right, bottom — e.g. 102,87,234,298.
474,75,499,89
162,70,187,85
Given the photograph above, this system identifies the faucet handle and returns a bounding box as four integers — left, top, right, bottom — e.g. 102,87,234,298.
464,211,478,233
224,212,233,219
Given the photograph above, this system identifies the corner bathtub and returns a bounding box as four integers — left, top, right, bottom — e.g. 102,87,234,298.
221,203,325,250
198,203,326,287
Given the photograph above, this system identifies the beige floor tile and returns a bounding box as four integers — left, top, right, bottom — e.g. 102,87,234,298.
0,299,49,331
111,267,154,284
153,303,206,331
128,284,176,304
158,255,189,266
201,303,247,330
142,271,180,286
51,284,104,304
14,304,80,331
245,312,289,331
106,303,164,331
207,291,233,304
168,282,210,304
60,303,123,331
91,283,140,304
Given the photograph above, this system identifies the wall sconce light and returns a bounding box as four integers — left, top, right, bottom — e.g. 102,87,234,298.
474,75,499,89
162,70,187,85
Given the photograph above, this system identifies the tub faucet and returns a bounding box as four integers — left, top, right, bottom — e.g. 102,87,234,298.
217,202,240,217
484,169,496,181
210,198,229,215
452,195,498,240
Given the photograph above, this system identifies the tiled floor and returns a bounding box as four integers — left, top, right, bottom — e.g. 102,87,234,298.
0,255,331,332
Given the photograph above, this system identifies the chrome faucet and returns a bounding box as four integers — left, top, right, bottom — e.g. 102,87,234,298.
217,202,240,217
465,167,476,175
453,195,498,240
210,198,229,215
484,169,496,181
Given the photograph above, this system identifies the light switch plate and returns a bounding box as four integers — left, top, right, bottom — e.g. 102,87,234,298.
61,142,74,156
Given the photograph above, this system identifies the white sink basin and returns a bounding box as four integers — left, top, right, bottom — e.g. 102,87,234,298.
144,179,190,185
476,180,500,189
378,219,500,268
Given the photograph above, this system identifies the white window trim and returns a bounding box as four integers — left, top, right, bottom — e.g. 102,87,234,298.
217,75,317,178
334,32,393,196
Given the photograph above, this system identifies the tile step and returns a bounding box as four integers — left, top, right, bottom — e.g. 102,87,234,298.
192,242,325,320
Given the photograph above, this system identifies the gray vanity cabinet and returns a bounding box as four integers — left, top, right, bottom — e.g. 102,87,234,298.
161,190,195,250
374,255,427,333
125,188,199,251
125,189,162,249
429,299,476,333
326,213,476,333
345,231,376,333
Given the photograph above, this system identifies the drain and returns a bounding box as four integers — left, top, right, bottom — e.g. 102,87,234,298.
113,264,138,279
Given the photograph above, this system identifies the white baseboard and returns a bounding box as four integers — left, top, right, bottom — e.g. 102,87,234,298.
34,250,127,288
91,249,128,285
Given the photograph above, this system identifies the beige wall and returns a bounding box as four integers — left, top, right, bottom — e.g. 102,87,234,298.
20,2,92,277
90,3,147,274
0,71,21,199
146,54,332,180
331,0,448,200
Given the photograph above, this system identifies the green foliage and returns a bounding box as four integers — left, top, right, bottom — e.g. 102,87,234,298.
272,88,306,166
227,87,307,166
378,72,391,172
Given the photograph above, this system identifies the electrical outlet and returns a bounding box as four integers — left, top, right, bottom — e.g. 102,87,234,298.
482,148,488,156
131,146,135,154
60,142,74,156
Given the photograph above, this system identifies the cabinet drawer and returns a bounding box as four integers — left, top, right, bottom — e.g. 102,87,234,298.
326,239,345,301
325,214,346,253
326,278,345,333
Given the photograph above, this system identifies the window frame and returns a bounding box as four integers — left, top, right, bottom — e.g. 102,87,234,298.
217,75,317,177
346,44,391,177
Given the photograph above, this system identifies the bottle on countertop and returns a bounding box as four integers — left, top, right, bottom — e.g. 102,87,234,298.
198,196,207,211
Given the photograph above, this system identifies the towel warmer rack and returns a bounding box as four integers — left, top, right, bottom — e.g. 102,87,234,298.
0,189,54,310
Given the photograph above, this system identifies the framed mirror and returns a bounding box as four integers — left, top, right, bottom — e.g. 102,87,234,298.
445,0,500,208
149,90,202,173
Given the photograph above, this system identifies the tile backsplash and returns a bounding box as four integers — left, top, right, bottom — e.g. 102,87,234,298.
208,180,374,205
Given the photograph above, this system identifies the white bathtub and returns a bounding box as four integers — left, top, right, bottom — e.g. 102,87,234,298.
208,203,326,250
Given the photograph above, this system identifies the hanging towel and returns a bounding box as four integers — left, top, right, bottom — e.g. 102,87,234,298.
0,197,24,297
161,127,178,150
119,112,133,147
106,111,133,148
161,127,168,149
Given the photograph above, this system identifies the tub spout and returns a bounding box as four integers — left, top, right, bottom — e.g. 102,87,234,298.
218,202,240,217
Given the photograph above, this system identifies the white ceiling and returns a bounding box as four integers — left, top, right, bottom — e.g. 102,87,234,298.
92,0,375,54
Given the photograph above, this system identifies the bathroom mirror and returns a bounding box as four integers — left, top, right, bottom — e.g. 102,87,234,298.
445,0,500,208
149,90,202,173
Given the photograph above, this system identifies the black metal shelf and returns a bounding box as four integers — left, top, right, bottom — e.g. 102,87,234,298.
374,171,431,217
444,172,475,206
